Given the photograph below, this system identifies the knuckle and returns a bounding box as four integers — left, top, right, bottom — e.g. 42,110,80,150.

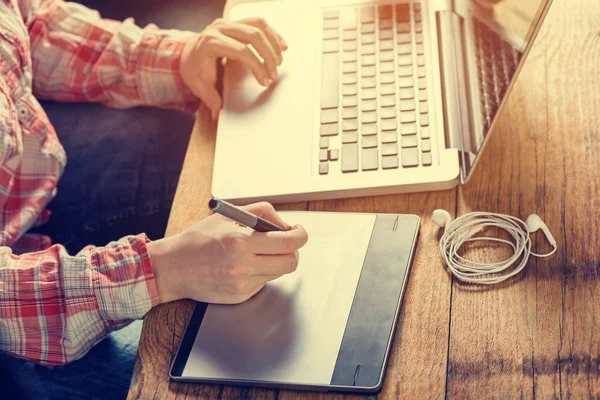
211,18,225,27
288,252,300,272
254,17,268,28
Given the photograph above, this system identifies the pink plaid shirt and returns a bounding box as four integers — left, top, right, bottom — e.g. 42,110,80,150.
0,0,198,365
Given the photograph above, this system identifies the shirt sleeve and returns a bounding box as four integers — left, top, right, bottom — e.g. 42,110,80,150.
24,0,200,113
0,234,159,366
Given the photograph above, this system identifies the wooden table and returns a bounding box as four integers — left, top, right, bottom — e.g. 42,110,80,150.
128,0,600,397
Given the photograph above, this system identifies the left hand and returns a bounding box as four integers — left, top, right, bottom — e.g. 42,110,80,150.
179,17,288,120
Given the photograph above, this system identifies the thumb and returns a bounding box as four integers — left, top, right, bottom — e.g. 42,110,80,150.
190,81,222,120
242,202,292,230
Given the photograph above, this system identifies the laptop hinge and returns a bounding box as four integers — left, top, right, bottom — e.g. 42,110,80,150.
436,6,473,184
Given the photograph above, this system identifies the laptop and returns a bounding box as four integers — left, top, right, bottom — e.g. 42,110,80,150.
212,0,553,204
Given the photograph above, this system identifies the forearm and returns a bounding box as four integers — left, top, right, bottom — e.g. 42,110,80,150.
0,234,158,366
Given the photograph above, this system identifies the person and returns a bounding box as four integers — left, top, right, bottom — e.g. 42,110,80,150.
0,0,308,398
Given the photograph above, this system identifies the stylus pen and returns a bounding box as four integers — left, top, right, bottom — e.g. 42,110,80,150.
208,198,285,232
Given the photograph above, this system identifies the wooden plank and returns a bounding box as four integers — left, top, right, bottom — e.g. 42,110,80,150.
447,0,600,398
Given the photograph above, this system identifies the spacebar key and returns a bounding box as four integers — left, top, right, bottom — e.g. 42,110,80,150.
321,53,340,109
342,143,358,172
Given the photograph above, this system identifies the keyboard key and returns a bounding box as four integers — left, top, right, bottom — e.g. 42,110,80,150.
323,10,339,19
342,131,358,143
414,3,422,12
397,44,412,55
415,33,424,44
420,115,430,126
414,12,422,23
422,152,432,166
398,55,413,66
417,56,425,66
418,78,427,89
319,162,329,174
401,135,418,148
362,44,376,55
397,33,411,44
382,143,398,156
321,109,338,124
381,131,398,143
320,123,339,136
361,33,376,44
381,95,396,107
342,144,359,172
378,5,392,19
362,123,378,135
343,61,357,73
397,22,410,33
421,126,430,139
379,29,393,40
395,4,410,22
381,119,397,131
342,72,358,84
342,96,358,107
361,65,376,77
400,123,417,135
320,137,330,149
343,52,358,62
380,84,395,95
416,44,424,55
422,139,431,152
419,89,428,101
343,40,357,51
361,7,375,23
382,155,399,169
323,39,339,53
400,147,419,168
361,88,377,100
379,19,393,29
419,102,428,114
379,40,393,51
324,29,339,40
341,8,357,30
321,53,339,109
398,65,413,77
343,29,358,40
415,23,423,33
361,77,376,88
361,55,376,66
399,88,415,99
401,111,416,123
343,119,358,131
399,77,414,88
362,136,378,148
329,148,339,161
381,107,396,119
360,23,375,34
380,50,394,62
362,148,379,171
417,66,426,78
400,99,416,111
323,19,339,30
343,84,357,96
319,149,328,161
343,107,358,119
362,99,377,111
380,72,395,84
362,111,377,123
380,61,394,72
401,148,419,167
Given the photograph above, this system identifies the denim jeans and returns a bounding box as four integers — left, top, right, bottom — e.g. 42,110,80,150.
0,101,194,400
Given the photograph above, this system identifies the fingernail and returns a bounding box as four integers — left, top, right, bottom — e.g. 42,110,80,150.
264,78,273,86
281,38,288,49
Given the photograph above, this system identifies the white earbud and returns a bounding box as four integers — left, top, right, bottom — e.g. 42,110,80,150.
432,209,452,228
525,214,557,246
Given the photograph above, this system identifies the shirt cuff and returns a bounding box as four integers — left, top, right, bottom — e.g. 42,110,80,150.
135,27,201,114
91,234,160,323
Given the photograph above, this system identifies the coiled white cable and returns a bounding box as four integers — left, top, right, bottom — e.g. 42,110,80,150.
433,211,557,285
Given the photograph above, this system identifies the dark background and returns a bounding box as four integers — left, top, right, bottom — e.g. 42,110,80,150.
77,0,226,32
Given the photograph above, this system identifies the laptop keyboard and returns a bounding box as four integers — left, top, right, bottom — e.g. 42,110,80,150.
319,2,432,175
473,16,521,132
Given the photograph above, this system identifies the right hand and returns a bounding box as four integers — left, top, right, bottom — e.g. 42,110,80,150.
148,202,308,305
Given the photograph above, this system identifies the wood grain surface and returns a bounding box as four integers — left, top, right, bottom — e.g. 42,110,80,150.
128,0,600,398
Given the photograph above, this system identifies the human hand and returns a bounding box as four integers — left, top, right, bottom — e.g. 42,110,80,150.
179,18,288,120
148,202,308,305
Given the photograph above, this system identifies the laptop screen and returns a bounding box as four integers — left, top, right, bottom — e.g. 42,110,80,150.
457,0,552,180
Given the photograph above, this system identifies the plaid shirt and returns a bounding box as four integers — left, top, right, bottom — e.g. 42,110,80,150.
0,0,198,365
